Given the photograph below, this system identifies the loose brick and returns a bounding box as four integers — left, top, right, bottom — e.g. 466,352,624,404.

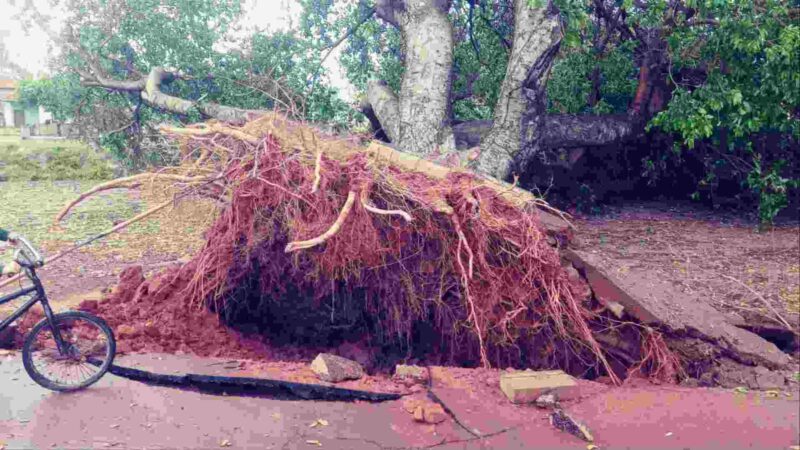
499,370,577,404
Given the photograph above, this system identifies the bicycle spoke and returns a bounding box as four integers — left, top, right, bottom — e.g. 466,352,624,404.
26,315,113,389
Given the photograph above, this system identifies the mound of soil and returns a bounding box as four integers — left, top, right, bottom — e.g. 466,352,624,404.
77,266,268,359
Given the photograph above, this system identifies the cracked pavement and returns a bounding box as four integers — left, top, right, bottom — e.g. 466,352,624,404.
2,352,798,449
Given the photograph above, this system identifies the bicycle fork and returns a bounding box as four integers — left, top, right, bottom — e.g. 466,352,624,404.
30,270,70,356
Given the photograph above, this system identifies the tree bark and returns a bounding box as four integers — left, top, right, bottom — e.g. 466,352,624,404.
474,0,561,179
371,0,455,155
453,114,639,150
366,80,400,142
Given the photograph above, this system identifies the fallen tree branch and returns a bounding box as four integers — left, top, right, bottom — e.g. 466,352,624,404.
285,191,357,252
721,274,795,332
2,198,177,291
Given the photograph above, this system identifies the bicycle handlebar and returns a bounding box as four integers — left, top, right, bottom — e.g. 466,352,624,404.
11,233,44,268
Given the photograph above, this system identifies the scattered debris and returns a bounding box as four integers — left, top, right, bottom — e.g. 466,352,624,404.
566,249,792,383
499,370,577,404
403,399,447,425
393,365,429,385
219,439,232,447
310,353,364,383
550,409,594,442
534,393,559,408
309,419,329,428
305,439,322,446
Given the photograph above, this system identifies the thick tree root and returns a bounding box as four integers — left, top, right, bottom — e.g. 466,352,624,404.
285,191,357,252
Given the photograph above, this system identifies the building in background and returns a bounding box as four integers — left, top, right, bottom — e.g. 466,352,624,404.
0,79,55,133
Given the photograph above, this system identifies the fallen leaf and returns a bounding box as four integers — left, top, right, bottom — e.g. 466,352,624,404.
733,386,748,394
271,413,281,420
587,445,598,450
765,390,780,398
306,440,322,446
665,432,673,437
109,424,120,429
219,439,232,447
309,419,329,428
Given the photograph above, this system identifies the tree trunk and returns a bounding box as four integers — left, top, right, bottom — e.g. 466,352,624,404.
372,0,455,155
474,0,561,179
453,114,639,151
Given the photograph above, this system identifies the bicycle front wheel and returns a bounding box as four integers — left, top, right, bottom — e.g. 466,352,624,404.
22,311,116,391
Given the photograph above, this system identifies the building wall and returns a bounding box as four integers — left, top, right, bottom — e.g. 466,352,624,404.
1,101,14,127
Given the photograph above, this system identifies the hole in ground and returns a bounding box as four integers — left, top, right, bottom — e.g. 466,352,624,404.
736,324,800,354
211,258,618,380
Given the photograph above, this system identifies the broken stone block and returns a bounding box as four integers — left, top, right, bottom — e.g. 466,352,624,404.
535,393,558,409
550,409,593,442
422,403,446,424
403,398,447,424
394,364,429,384
499,370,577,404
310,353,364,383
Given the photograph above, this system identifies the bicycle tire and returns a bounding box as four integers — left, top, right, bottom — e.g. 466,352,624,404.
22,311,116,391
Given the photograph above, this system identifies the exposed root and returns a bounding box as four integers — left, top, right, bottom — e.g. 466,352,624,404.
361,191,413,222
54,173,218,224
627,327,685,383
160,123,259,144
311,150,322,193
455,223,489,369
451,215,474,279
285,191,357,253
362,201,414,222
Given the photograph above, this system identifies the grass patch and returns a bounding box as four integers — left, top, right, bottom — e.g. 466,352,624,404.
1,179,218,264
0,136,114,181
0,180,139,259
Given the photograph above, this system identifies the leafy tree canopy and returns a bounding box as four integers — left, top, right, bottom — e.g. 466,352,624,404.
17,0,799,222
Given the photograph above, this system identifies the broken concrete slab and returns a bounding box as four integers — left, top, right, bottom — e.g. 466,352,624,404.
500,370,578,404
310,353,364,383
564,249,791,370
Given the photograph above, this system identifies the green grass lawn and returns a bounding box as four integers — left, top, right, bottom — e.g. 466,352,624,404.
0,135,90,151
0,180,142,259
0,135,114,181
1,135,212,262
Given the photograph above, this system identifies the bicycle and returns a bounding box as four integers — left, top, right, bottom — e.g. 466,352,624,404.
0,234,116,391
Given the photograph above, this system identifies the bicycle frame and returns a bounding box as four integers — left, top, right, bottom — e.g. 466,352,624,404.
0,267,68,353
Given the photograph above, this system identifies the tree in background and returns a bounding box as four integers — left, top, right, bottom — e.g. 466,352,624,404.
326,0,797,223
16,0,357,166
16,0,799,223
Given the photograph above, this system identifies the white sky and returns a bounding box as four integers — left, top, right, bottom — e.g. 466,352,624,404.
0,0,353,98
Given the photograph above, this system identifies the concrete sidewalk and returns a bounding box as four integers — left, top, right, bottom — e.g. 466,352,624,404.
1,352,798,449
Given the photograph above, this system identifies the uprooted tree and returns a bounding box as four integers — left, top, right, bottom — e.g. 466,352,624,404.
16,0,795,383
